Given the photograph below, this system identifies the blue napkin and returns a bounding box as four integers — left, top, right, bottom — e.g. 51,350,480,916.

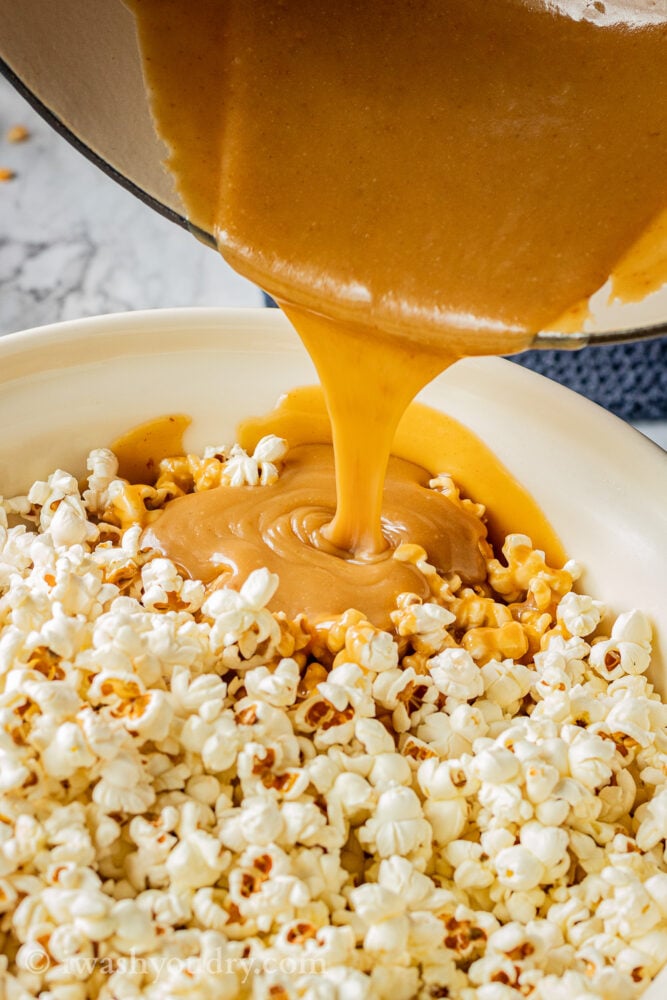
262,294,667,420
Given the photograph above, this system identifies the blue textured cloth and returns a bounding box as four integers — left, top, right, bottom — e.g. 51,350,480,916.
510,339,667,421
262,294,667,421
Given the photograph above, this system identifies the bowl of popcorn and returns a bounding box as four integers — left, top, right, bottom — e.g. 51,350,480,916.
1,307,666,1000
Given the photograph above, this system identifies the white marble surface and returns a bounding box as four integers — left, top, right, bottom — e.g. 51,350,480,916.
1,76,666,449
0,78,261,335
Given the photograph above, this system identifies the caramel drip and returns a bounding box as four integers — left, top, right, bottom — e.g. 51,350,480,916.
238,386,566,568
283,306,459,555
144,443,487,625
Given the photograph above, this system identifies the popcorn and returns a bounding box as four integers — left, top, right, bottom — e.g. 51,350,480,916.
355,717,396,755
423,795,468,846
40,721,96,779
141,557,205,613
613,609,652,647
519,821,569,873
358,786,432,858
245,658,300,707
204,567,281,661
494,846,545,891
428,647,484,702
82,447,119,514
471,746,520,785
220,435,288,487
1,443,666,998
556,592,604,638
636,788,667,851
165,830,230,890
93,751,156,814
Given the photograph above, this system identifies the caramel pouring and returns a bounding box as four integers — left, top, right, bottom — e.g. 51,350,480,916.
127,0,665,593
239,386,566,568
144,443,487,625
117,390,565,624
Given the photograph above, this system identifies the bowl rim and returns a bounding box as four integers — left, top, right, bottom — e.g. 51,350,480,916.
0,305,664,459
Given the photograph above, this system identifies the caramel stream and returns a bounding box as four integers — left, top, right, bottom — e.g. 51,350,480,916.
127,0,666,610
118,392,565,624
145,443,486,625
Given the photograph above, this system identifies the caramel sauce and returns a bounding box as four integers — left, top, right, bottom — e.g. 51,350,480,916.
145,442,487,625
126,0,666,614
238,386,566,568
111,413,191,485
122,392,566,621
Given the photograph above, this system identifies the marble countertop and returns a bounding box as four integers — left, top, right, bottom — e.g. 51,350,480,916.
1,76,666,450
0,78,261,335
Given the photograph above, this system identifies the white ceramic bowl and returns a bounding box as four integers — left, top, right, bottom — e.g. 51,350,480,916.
1,306,666,675
2,306,667,994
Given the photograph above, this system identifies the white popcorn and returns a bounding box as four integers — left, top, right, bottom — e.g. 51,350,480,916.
566,729,616,790
479,782,534,824
494,846,544,891
355,717,396,755
1,445,666,999
245,658,300,707
355,628,399,673
93,751,156,814
520,822,569,872
165,831,230,890
351,881,405,925
428,647,484,702
448,703,489,748
318,662,372,712
127,688,174,742
524,761,561,805
535,635,590,686
481,658,533,708
330,772,375,822
372,665,419,710
612,609,652,647
41,721,96,779
141,557,205,613
605,696,654,747
358,786,431,858
391,600,455,647
217,796,285,851
557,592,604,638
416,712,471,758
368,751,413,789
416,758,471,802
471,746,520,785
645,873,667,916
628,929,667,975
0,748,31,791
598,768,637,824
636,788,667,851
111,897,158,954
598,881,661,940
204,567,280,648
83,447,119,513
423,796,468,845
221,435,288,487
590,637,651,679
